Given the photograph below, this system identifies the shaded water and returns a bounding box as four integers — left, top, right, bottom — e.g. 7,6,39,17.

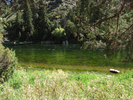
6,44,133,74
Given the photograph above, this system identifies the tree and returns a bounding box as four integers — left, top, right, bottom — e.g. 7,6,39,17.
15,8,22,40
22,0,34,41
64,20,77,39
51,20,60,32
3,5,22,41
37,0,51,40
66,0,133,61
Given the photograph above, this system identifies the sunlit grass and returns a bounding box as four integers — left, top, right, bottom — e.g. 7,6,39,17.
19,62,132,75
0,69,133,100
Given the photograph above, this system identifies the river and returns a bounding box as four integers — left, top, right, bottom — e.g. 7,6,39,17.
6,44,133,74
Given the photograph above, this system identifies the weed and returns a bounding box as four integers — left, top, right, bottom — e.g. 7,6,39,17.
0,69,132,99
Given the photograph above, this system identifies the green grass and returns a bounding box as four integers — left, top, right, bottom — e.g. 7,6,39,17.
0,68,133,100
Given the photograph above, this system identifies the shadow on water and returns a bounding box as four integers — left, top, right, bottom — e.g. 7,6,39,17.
5,44,133,74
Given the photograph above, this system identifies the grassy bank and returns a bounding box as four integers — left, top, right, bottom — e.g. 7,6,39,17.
20,63,132,75
0,68,133,100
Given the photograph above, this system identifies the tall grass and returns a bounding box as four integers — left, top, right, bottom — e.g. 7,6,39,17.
0,68,133,100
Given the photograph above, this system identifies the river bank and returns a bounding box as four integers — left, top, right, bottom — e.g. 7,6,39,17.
0,69,133,99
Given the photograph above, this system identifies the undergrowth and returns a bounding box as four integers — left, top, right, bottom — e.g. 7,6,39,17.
0,68,133,100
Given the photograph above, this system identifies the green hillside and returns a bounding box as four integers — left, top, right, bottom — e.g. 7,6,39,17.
0,0,78,28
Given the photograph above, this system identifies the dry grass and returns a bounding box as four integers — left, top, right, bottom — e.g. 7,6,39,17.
0,68,133,100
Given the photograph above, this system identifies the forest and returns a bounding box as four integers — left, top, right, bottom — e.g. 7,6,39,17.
1,0,79,43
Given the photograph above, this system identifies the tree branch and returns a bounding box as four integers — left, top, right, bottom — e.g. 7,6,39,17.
85,0,126,32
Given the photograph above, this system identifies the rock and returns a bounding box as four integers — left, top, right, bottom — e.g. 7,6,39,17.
66,40,69,45
110,69,120,73
63,40,69,45
63,41,65,45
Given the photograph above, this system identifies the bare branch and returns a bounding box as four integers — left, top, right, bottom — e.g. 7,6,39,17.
119,22,133,37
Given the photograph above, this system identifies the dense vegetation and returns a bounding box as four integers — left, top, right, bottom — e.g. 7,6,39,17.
0,0,78,43
0,1,133,99
0,33,17,82
0,68,133,99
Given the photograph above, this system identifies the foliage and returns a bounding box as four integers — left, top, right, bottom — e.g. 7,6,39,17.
66,0,133,61
56,0,63,3
1,0,78,42
35,0,51,41
51,20,59,31
22,0,34,41
65,20,77,39
52,27,66,41
0,33,3,44
3,19,16,40
0,33,17,81
2,0,133,61
15,10,22,40
0,69,133,99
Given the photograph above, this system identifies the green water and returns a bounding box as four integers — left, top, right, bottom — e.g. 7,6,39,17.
6,44,133,73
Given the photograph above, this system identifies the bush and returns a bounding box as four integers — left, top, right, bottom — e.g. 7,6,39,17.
52,27,66,41
0,33,18,81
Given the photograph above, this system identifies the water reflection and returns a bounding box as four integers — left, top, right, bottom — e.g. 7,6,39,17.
6,44,133,72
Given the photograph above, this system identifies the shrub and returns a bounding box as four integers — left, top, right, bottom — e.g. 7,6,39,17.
52,27,66,41
0,33,18,81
